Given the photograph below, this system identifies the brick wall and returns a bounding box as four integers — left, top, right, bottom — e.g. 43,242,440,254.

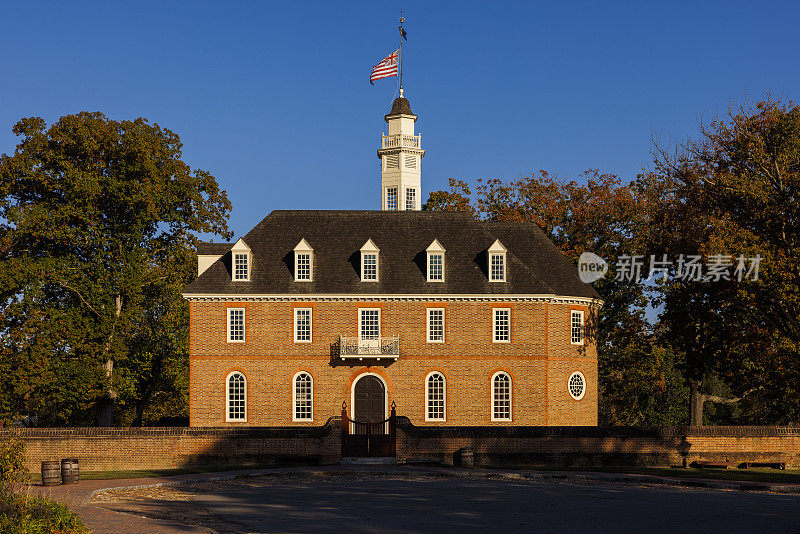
189,300,597,427
2,422,341,473
5,424,798,472
396,423,800,468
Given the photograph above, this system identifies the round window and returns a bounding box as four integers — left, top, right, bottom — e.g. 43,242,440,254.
568,371,586,400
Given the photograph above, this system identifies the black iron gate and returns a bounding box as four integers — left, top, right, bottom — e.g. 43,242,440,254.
341,402,397,457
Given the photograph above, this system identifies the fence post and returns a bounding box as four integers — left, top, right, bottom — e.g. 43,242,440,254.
341,402,348,437
390,401,397,457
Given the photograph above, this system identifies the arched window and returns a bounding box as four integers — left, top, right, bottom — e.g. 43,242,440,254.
491,372,512,421
568,371,586,400
425,372,446,421
293,372,313,421
226,372,246,422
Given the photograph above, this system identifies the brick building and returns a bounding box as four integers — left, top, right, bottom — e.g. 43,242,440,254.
183,93,601,428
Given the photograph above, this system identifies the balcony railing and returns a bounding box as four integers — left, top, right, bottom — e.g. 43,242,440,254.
339,336,400,360
381,133,421,149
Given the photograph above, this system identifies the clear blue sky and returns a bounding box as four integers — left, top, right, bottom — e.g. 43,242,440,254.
1,1,798,238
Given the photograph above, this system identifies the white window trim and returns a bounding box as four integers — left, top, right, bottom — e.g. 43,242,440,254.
491,371,512,422
571,310,585,346
360,239,380,282
426,308,445,343
427,252,445,282
293,307,313,343
358,308,381,340
227,307,246,343
568,371,587,401
232,252,251,281
492,308,511,344
292,371,314,422
425,371,447,422
294,254,313,281
488,252,506,282
225,371,247,422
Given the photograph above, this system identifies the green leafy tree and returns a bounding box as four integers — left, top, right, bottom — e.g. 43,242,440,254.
0,112,232,426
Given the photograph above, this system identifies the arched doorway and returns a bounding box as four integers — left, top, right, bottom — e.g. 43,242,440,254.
353,375,386,425
343,374,395,458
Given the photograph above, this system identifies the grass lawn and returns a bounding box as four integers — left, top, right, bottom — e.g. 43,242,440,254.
545,466,800,484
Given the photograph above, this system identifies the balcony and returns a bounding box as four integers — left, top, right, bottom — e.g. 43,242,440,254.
339,336,400,361
381,133,421,149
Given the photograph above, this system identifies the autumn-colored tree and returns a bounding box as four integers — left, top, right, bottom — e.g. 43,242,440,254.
425,172,679,425
647,96,800,424
0,112,232,426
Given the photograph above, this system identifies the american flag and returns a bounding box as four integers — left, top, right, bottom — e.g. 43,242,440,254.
370,49,399,85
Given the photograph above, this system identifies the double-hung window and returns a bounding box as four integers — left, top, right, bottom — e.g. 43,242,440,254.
227,308,245,343
427,308,445,343
294,308,312,343
405,188,416,210
386,187,398,211
359,309,380,340
363,254,377,280
233,253,249,281
493,308,510,343
571,310,584,345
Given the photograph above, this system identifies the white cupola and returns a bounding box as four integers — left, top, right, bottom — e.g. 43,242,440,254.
377,89,425,211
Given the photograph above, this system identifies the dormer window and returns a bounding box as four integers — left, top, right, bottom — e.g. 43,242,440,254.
293,238,313,282
360,239,380,282
488,239,507,282
231,238,251,282
426,239,445,282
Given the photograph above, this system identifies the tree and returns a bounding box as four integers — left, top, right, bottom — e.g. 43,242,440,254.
0,112,232,426
647,96,800,424
425,172,679,425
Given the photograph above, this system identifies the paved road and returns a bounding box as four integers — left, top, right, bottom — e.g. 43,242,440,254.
194,476,800,534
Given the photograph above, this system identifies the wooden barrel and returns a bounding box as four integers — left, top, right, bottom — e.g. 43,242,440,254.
41,460,61,486
61,458,80,484
458,447,474,467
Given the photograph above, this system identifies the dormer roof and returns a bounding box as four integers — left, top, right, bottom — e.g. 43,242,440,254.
360,239,380,253
231,238,251,252
488,239,507,253
294,238,313,252
426,239,446,253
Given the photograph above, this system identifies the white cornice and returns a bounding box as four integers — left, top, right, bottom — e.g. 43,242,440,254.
181,292,603,306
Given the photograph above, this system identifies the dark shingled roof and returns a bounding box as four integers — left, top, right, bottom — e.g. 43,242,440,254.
184,211,600,299
196,242,233,255
385,97,415,119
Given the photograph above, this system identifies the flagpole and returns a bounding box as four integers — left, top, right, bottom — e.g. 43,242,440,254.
398,11,404,93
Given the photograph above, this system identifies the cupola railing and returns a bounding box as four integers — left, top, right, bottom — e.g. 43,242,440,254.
381,133,421,149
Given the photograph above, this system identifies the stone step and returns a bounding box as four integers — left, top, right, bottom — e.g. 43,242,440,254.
340,457,397,465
